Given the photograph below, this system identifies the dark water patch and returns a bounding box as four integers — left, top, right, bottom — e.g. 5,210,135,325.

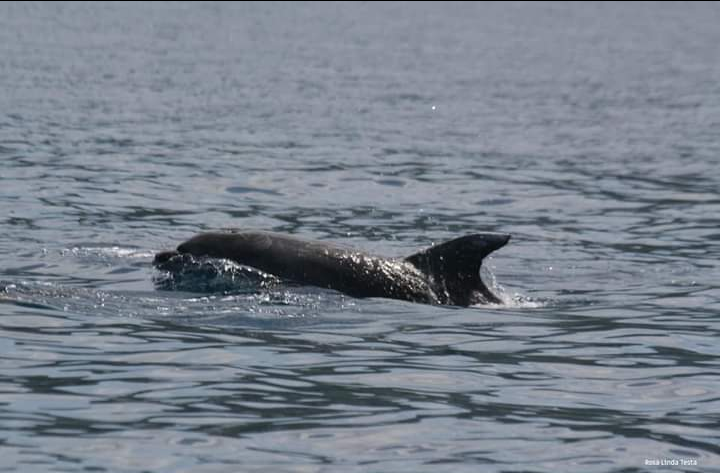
226,186,283,196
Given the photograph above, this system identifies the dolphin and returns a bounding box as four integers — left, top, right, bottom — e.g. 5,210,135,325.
154,231,510,306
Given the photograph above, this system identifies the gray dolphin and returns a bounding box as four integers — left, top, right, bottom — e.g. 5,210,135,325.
154,231,510,306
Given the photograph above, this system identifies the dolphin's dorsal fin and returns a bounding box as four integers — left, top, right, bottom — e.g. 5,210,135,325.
405,233,510,305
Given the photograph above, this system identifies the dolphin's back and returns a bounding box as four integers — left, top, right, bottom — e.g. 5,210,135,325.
158,231,509,306
172,231,436,302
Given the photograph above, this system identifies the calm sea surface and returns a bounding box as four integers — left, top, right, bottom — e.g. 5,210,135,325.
1,2,719,472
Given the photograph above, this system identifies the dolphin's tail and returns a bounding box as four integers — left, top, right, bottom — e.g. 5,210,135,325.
404,233,510,306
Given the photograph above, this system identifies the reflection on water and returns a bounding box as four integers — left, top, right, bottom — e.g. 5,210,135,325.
1,1,720,472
